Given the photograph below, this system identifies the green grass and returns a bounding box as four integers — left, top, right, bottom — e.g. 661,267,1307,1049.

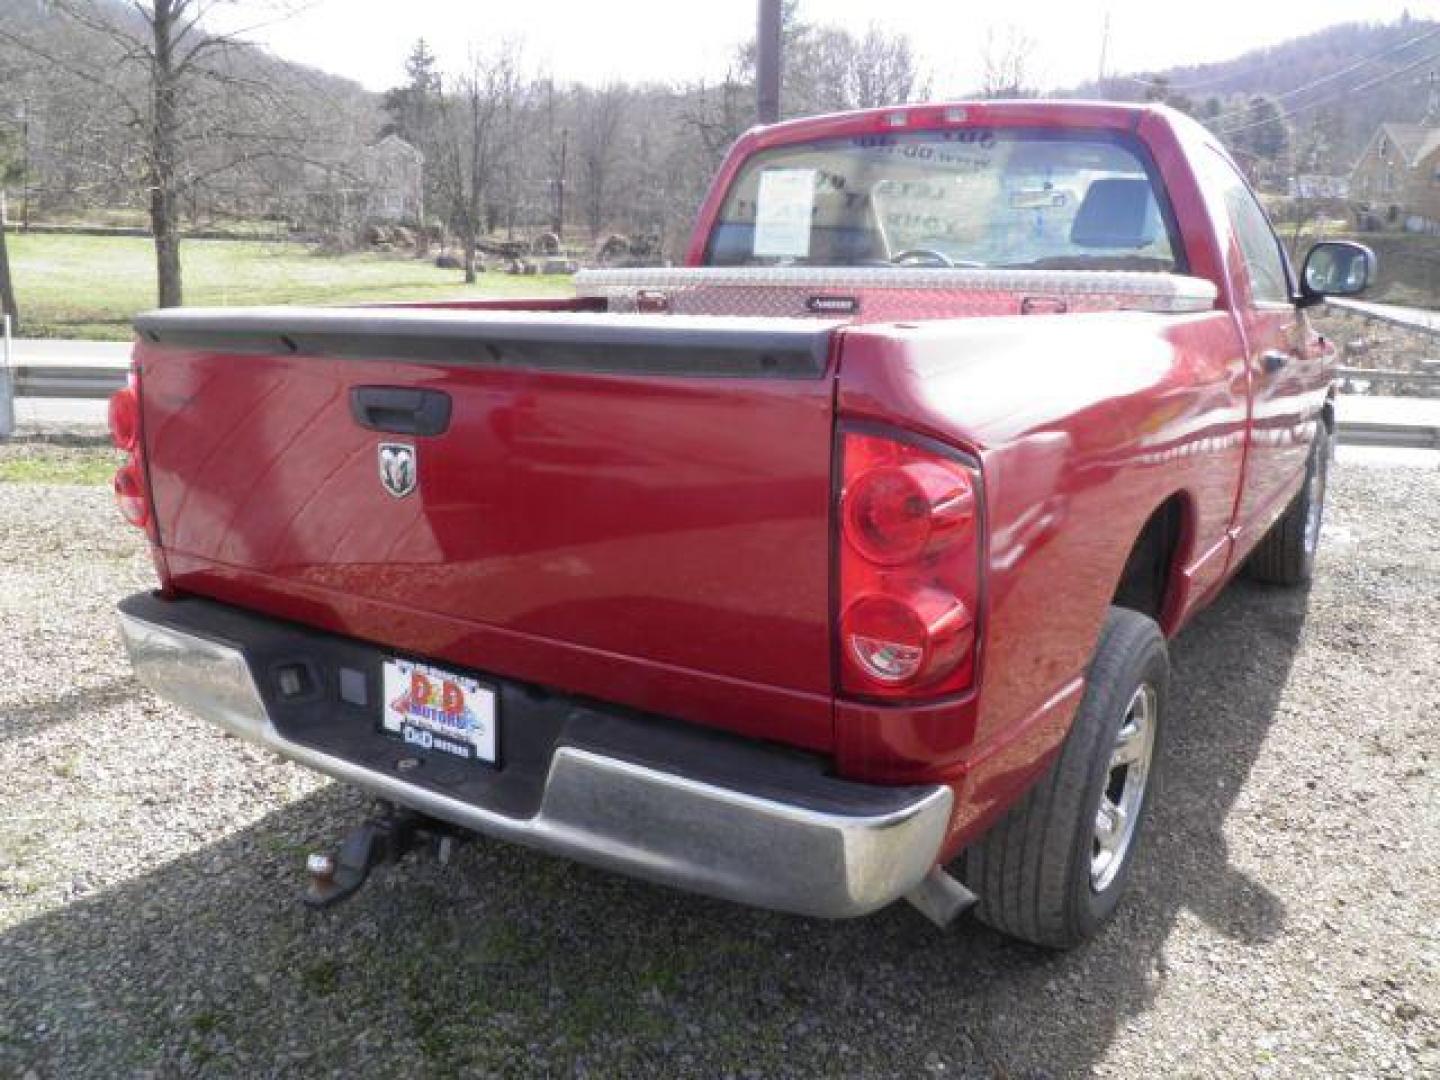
0,446,121,485
28,208,290,237
8,233,573,340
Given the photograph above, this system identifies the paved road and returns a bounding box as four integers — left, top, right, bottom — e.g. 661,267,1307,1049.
13,397,109,429
4,338,131,366
1338,393,1440,427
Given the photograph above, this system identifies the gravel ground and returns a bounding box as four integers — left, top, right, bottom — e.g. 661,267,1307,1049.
0,447,1436,1079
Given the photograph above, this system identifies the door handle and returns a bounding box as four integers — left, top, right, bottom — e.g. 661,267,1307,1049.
1261,350,1292,375
350,386,452,436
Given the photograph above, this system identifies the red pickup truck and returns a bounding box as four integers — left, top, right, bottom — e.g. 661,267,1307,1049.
114,101,1372,947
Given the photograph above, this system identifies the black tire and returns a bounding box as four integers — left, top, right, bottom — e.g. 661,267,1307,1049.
1246,425,1332,586
962,608,1169,949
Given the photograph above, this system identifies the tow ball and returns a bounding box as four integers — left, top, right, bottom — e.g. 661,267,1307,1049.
303,801,465,909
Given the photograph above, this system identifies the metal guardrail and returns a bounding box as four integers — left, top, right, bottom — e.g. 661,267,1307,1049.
12,365,127,399
1328,297,1440,338
1335,365,1440,389
0,314,13,436
1337,420,1440,450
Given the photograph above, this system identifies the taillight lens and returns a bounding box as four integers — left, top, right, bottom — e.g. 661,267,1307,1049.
114,460,149,528
110,369,151,532
838,429,982,699
108,380,140,452
844,460,974,564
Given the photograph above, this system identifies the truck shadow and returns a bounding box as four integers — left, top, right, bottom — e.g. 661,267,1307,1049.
2,579,1306,1078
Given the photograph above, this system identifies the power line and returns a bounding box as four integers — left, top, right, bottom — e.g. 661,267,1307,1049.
1203,23,1440,126
1097,12,1110,86
1218,49,1440,135
1217,47,1440,136
1120,22,1440,112
1118,71,1246,93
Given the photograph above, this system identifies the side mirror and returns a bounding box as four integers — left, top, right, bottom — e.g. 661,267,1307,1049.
1298,241,1375,307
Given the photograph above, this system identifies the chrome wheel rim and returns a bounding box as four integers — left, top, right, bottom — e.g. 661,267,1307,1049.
1091,683,1157,892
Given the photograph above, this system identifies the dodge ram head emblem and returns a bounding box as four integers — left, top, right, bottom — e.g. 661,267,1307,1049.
378,443,418,498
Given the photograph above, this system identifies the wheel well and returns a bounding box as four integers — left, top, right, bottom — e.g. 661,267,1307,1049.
1112,494,1187,625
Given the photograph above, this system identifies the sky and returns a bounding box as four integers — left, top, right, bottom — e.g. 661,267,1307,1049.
237,0,1440,96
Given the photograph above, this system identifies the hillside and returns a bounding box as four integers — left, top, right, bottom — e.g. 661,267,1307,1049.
1071,15,1440,172
0,0,381,226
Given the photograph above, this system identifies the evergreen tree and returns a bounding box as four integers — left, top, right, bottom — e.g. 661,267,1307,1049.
1243,95,1290,162
382,39,442,146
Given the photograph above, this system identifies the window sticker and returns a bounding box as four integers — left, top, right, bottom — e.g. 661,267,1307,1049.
753,168,816,257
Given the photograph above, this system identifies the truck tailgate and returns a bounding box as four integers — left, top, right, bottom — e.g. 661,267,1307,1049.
134,308,841,750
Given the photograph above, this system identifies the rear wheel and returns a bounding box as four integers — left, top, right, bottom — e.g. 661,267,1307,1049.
1246,425,1331,586
962,607,1168,948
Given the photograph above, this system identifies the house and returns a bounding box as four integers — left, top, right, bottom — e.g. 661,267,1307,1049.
1348,121,1440,232
1288,174,1349,200
301,134,425,231
355,135,425,223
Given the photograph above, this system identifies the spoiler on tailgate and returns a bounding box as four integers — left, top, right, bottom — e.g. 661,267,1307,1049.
131,307,844,379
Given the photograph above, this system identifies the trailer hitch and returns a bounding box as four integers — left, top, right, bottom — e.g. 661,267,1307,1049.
302,801,464,909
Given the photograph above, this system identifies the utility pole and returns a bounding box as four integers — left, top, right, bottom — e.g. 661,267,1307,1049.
756,0,781,124
554,128,568,237
1097,12,1111,92
19,105,28,231
1422,69,1440,122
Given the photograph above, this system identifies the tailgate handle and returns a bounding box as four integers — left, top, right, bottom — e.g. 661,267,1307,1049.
350,386,452,436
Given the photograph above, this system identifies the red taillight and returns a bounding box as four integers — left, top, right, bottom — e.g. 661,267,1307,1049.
114,460,149,528
108,381,140,452
843,460,974,565
838,430,982,699
110,370,151,531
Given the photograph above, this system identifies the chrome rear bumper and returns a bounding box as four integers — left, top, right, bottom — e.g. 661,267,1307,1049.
118,606,952,919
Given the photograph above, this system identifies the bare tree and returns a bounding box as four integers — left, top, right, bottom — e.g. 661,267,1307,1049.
538,78,569,237
979,26,1038,99
787,25,926,113
680,69,749,166
575,84,627,240
848,26,927,108
432,46,521,282
734,13,926,120
0,1,307,307
1284,118,1334,258
0,62,24,329
0,2,934,291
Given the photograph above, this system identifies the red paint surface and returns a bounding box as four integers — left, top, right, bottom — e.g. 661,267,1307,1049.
134,102,1332,862
139,345,838,751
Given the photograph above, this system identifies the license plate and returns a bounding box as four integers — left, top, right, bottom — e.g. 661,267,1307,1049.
380,658,497,764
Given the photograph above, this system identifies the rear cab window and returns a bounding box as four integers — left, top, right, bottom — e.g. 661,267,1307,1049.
704,127,1185,273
